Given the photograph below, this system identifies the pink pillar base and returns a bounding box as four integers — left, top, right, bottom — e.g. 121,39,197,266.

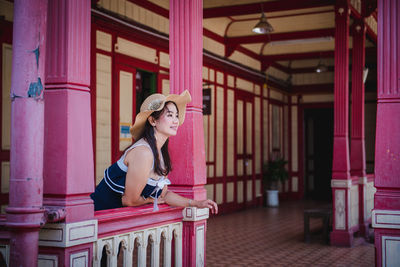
43,89,94,223
332,136,350,179
182,219,207,267
350,139,366,177
330,230,354,247
39,243,93,266
374,228,400,267
43,196,93,223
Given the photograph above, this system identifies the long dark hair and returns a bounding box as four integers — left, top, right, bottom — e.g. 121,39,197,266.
140,101,178,176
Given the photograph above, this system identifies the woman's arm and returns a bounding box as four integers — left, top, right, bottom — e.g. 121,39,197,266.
163,189,218,214
122,146,154,207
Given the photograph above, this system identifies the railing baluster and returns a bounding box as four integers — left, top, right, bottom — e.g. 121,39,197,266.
152,231,160,267
124,234,133,267
138,232,146,267
173,228,182,267
104,240,114,267
164,228,172,267
110,238,118,266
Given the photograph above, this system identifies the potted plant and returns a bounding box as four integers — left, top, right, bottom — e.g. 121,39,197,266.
263,157,289,207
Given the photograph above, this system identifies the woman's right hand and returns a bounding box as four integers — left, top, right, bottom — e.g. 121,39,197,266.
194,199,218,214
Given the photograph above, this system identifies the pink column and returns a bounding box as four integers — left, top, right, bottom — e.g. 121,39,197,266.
373,0,400,266
350,18,369,238
5,0,48,266
40,0,95,265
330,0,355,246
169,0,208,266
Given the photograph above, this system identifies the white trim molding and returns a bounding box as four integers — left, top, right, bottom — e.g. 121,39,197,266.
331,179,352,188
39,219,98,247
182,207,209,222
38,254,58,267
335,189,346,229
382,235,400,267
196,225,205,267
70,251,89,267
372,210,400,229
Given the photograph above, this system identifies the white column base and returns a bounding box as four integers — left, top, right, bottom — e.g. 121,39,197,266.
39,219,98,247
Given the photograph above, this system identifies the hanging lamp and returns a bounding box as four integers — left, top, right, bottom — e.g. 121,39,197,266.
315,59,328,73
252,10,273,34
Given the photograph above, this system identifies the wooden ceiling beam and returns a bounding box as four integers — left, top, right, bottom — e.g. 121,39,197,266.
271,62,291,73
262,50,334,61
261,47,376,61
291,81,377,94
204,0,335,19
290,66,335,74
291,83,334,94
226,28,335,45
126,0,169,18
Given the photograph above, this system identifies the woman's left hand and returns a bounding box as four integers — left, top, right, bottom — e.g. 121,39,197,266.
195,199,218,214
157,196,166,204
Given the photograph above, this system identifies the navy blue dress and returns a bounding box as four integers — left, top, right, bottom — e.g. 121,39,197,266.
90,142,170,211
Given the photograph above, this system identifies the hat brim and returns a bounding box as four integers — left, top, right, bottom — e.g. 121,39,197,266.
130,90,192,141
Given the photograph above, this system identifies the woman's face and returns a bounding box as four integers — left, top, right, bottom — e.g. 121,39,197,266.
153,102,179,137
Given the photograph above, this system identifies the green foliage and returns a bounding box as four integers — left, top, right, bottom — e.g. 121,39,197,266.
263,157,289,190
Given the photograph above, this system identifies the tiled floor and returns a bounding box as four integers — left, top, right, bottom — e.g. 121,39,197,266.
206,200,374,267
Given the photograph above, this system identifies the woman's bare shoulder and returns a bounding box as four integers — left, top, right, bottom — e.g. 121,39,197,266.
124,144,153,167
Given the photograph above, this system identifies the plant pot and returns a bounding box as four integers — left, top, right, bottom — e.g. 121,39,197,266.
266,190,279,207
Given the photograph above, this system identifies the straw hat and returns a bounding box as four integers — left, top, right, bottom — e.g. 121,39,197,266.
130,90,192,140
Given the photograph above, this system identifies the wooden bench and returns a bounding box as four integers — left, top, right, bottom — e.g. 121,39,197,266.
304,208,332,244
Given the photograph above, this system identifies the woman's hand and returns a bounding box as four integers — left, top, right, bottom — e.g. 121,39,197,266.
163,190,218,214
194,199,218,214
157,196,166,204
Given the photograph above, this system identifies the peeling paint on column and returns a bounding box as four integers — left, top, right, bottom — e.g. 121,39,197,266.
10,43,44,100
27,77,43,97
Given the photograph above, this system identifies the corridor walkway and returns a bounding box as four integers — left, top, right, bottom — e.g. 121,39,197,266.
206,201,374,266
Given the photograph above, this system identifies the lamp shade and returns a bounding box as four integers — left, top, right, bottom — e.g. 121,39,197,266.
315,60,328,73
252,13,274,34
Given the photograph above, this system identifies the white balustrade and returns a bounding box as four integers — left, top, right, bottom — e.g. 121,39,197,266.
93,222,182,267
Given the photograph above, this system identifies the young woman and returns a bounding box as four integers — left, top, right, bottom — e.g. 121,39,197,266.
91,90,218,214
